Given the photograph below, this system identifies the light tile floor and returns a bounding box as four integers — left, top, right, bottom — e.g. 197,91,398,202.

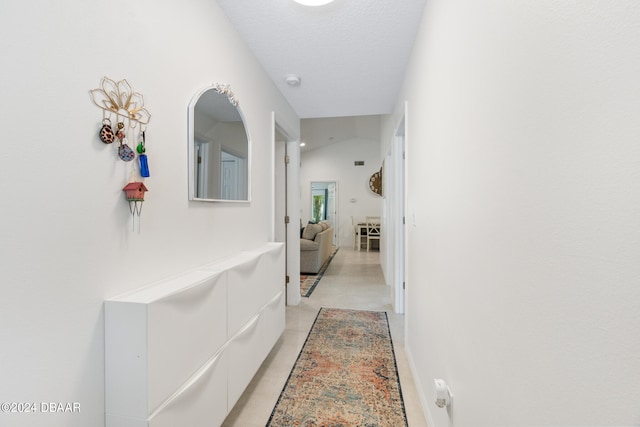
222,247,428,427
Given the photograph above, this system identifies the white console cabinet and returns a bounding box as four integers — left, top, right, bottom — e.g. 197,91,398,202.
105,243,285,427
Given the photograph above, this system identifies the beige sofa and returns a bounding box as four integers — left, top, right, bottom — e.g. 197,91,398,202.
300,222,334,274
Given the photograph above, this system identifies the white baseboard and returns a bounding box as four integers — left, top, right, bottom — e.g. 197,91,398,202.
405,344,437,427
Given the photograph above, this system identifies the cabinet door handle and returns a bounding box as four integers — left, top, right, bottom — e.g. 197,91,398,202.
148,350,223,420
157,272,225,305
234,311,261,339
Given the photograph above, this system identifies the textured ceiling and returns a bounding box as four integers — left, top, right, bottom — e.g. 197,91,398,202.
215,0,427,119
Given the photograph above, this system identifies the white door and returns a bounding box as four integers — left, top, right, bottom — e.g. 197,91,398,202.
195,140,209,198
274,132,287,244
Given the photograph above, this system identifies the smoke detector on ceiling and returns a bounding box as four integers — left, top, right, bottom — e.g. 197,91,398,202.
285,74,301,87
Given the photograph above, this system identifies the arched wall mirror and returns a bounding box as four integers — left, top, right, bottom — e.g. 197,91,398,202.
188,84,251,202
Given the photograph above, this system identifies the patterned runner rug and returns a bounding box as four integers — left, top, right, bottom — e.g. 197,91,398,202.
266,308,408,427
300,248,339,297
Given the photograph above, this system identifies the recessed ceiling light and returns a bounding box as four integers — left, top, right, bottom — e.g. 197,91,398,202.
300,142,306,147
293,0,334,6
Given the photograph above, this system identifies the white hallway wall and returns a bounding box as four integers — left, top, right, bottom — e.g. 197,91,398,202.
0,1,298,426
386,1,640,426
300,136,382,247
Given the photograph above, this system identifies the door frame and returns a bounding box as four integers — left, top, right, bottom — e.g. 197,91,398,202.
383,107,407,315
392,116,406,314
272,113,301,306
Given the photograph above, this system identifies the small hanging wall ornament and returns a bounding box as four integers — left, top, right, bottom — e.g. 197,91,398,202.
123,181,148,230
137,130,150,177
116,122,135,162
99,118,114,144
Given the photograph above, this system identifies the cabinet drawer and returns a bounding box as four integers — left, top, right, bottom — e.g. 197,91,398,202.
149,350,228,427
105,270,227,419
227,244,285,337
227,289,285,409
147,271,227,413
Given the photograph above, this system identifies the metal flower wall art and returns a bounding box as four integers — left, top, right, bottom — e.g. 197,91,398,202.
90,77,151,125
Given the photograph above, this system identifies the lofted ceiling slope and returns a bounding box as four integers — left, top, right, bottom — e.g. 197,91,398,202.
300,115,381,152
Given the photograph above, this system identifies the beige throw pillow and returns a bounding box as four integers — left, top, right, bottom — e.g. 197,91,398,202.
302,223,323,240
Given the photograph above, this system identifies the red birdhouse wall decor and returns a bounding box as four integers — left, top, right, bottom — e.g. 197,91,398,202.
122,182,148,230
122,182,148,201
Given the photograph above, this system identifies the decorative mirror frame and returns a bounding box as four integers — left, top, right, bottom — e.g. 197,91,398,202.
187,83,251,202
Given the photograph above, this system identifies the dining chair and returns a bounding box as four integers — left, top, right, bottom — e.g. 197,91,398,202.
366,216,380,252
351,216,360,250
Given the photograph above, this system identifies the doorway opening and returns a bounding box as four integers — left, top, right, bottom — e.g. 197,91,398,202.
310,181,338,246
